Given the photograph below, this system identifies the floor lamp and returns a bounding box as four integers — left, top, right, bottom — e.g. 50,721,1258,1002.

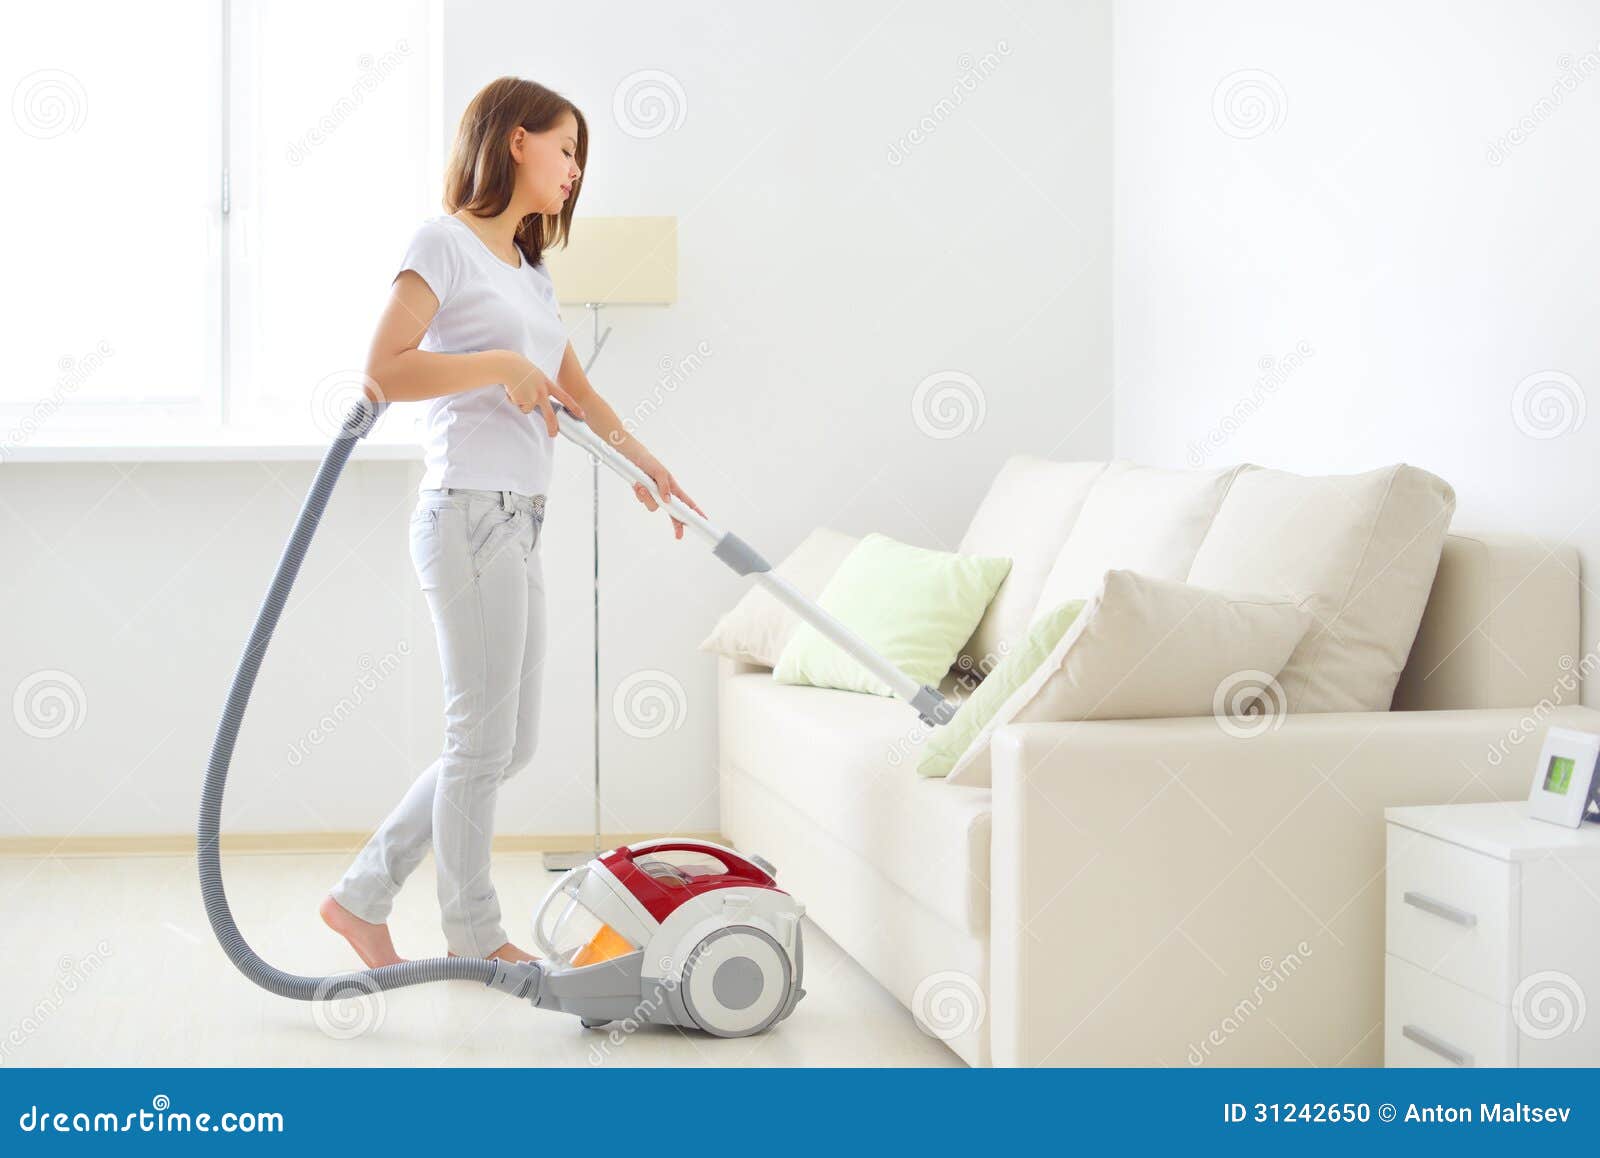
538,216,679,871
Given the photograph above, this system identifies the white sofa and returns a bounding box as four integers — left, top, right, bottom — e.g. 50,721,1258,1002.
715,458,1592,1066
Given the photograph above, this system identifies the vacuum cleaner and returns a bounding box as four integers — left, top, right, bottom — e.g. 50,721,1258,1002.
198,395,957,1037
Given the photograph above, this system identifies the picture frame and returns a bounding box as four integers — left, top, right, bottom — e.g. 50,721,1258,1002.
1526,726,1600,828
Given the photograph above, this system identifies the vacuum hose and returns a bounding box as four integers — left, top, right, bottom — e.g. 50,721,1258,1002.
198,398,529,1002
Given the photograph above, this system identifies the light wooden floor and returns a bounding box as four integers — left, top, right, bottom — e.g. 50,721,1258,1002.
0,850,962,1067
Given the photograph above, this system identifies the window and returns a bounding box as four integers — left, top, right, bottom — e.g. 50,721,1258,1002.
2,0,440,445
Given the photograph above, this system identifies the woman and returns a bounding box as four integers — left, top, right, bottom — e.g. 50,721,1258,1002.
319,77,703,967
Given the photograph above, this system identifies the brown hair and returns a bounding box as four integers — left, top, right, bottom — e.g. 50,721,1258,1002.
443,77,588,267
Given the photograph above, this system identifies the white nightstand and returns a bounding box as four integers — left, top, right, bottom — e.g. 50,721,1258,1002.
1384,800,1600,1067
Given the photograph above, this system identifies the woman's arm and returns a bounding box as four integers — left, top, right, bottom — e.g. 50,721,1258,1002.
363,272,583,434
555,339,706,539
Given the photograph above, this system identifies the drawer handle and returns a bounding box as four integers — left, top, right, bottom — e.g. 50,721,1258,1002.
1402,1023,1473,1066
1403,890,1478,928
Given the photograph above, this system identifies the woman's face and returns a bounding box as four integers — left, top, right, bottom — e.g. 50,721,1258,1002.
515,110,582,215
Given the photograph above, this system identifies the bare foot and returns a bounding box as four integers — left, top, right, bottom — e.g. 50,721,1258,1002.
319,894,406,968
447,941,541,964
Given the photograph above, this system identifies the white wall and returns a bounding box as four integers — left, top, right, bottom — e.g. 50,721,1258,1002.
1,0,1111,838
1113,0,1600,705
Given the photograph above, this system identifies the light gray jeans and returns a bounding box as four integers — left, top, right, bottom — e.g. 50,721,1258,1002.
330,486,547,956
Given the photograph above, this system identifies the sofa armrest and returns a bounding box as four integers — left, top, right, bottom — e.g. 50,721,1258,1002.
987,704,1600,1067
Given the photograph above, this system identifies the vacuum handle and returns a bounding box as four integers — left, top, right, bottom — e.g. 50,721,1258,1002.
616,840,771,883
531,864,585,958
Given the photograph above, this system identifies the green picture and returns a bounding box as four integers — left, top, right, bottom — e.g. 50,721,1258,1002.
1544,754,1575,794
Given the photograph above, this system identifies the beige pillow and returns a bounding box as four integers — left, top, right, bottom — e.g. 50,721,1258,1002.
946,570,1313,787
1030,461,1245,616
697,527,859,668
954,457,1106,678
1185,463,1456,713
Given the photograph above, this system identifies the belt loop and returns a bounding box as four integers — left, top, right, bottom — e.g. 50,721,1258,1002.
502,489,513,512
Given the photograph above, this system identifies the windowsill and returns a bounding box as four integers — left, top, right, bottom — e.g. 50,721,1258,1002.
1,434,425,465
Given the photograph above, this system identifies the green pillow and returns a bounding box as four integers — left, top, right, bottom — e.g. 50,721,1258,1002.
772,532,1011,698
917,598,1088,778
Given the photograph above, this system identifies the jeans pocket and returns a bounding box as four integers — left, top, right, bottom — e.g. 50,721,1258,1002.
409,508,444,584
468,506,520,578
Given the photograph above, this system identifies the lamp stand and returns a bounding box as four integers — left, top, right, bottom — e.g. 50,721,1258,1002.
543,302,614,872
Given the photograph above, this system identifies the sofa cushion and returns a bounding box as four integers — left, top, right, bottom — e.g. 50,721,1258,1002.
718,664,991,935
698,527,859,669
942,571,1313,787
1185,463,1456,713
773,533,1011,697
954,457,1106,677
1030,461,1244,615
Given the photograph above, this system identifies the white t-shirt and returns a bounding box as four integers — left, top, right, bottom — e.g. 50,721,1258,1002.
395,213,568,495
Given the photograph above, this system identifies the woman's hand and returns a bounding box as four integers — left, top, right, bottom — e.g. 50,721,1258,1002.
631,455,706,540
500,352,584,436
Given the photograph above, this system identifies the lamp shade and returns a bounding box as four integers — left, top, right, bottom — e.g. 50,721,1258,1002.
542,216,678,306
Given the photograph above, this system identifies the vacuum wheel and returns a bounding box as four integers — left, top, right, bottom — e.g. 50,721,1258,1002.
680,926,792,1037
